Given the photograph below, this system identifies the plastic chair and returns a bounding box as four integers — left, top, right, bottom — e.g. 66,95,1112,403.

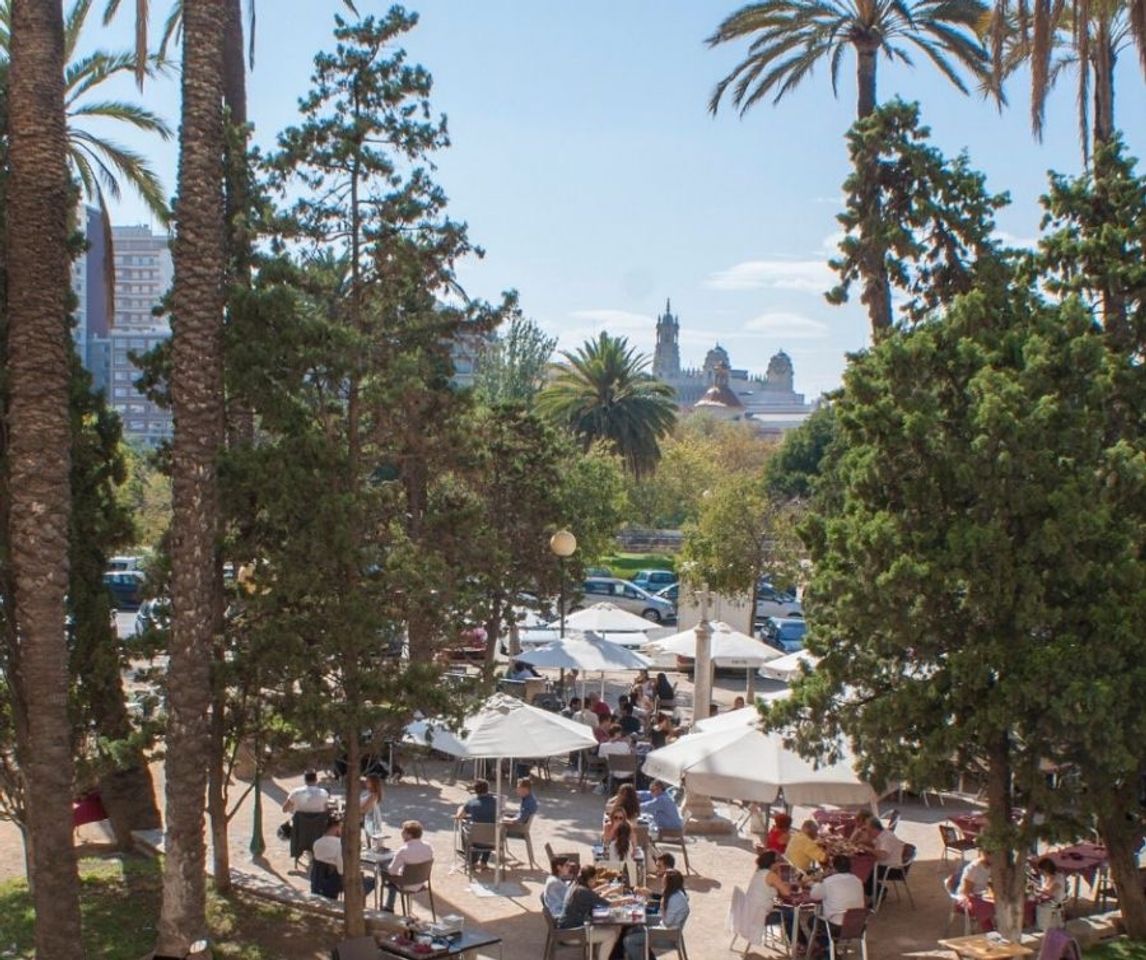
501,815,538,869
541,896,591,960
290,811,330,867
387,858,436,920
656,825,692,874
826,907,868,960
885,809,901,831
577,751,608,790
331,936,379,960
648,924,690,959
939,824,978,862
944,874,973,935
727,885,782,956
875,843,916,909
463,821,498,877
605,752,638,795
310,859,342,900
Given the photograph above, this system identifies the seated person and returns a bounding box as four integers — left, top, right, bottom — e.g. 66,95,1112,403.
763,812,793,855
849,809,879,848
454,778,497,869
311,817,376,899
746,851,791,939
654,673,675,704
639,781,683,832
603,807,631,845
733,696,746,710
283,769,329,814
559,866,621,960
598,725,635,781
640,851,675,905
617,701,642,737
587,692,612,723
381,820,433,912
543,856,577,918
562,695,582,720
809,855,866,940
607,820,638,865
785,819,828,873
872,818,906,866
1035,857,1066,905
623,869,689,960
503,777,538,832
960,849,992,899
507,660,539,681
605,782,641,823
574,698,600,729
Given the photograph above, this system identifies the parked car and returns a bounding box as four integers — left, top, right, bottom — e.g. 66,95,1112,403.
577,577,675,623
760,616,807,653
103,570,146,610
755,581,803,620
107,554,144,572
655,582,678,604
631,569,678,593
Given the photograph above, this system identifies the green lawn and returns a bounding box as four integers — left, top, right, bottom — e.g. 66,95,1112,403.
0,855,338,959
598,552,676,580
1085,942,1146,959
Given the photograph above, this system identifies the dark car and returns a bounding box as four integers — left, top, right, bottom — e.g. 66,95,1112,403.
104,570,146,610
760,616,807,653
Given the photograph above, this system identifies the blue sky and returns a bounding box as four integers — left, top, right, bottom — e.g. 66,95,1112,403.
89,1,1146,399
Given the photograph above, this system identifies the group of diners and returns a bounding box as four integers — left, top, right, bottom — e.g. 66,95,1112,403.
760,811,907,877
544,855,689,960
949,846,1069,931
454,776,539,869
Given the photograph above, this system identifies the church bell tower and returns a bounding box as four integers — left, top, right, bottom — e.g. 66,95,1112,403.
653,298,681,380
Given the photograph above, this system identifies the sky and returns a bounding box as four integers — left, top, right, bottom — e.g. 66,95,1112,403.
86,1,1146,400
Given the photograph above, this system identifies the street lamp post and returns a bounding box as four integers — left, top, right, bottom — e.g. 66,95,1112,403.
549,529,577,638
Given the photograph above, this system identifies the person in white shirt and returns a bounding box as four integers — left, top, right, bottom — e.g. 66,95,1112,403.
1035,857,1066,905
960,849,992,898
543,856,577,918
381,820,434,912
809,855,866,932
873,819,907,868
282,770,329,814
310,817,375,899
597,725,635,788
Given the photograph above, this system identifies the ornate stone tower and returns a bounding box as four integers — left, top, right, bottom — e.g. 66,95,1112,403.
653,298,681,380
766,350,794,391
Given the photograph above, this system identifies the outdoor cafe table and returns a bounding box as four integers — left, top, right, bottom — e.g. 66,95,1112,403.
592,843,646,887
361,848,396,912
938,934,1033,959
777,890,819,959
376,927,504,959
590,901,653,960
1041,842,1109,908
813,809,859,834
952,813,987,838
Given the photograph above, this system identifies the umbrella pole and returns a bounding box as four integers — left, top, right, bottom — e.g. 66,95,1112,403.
746,667,756,701
494,759,504,887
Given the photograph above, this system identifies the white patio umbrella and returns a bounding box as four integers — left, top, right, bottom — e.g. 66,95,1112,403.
402,717,470,757
458,694,597,886
551,602,661,634
644,621,783,666
692,693,792,734
641,723,875,806
758,649,820,682
517,631,651,700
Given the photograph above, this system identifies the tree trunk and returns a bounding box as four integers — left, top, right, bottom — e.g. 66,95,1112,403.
483,592,504,665
343,732,366,937
6,0,85,955
855,42,878,119
984,740,1025,942
1091,22,1115,152
156,0,227,954
207,646,231,892
1097,802,1146,937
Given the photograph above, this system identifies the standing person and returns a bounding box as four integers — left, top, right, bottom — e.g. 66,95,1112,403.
639,781,684,832
360,774,385,843
455,779,497,869
380,820,433,912
559,866,621,960
785,820,828,873
544,856,577,918
809,855,866,941
623,869,689,960
282,770,329,813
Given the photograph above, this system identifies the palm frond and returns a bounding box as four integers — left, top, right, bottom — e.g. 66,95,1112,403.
70,99,173,138
65,0,94,64
70,130,170,221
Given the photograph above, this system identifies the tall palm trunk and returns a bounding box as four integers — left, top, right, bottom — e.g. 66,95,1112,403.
856,40,879,118
1091,19,1116,151
156,0,226,954
6,1,84,956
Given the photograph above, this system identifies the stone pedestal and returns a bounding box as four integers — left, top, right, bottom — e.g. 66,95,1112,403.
681,789,735,835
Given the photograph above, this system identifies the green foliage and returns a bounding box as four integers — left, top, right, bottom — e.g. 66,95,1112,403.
764,403,837,501
627,416,775,528
598,552,676,579
556,441,629,563
706,0,989,115
473,311,555,406
0,855,339,958
118,443,170,549
827,100,1011,334
537,332,677,478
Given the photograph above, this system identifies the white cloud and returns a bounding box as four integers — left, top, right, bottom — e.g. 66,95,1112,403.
743,312,829,340
567,309,654,330
994,230,1038,250
704,258,834,293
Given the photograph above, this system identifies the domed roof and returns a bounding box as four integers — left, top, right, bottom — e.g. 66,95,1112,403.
695,361,744,410
704,344,731,371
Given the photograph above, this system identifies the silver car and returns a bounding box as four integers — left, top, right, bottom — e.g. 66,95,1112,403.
578,577,676,623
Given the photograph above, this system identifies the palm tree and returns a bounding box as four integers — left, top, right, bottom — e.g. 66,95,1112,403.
989,0,1134,163
707,0,991,120
5,0,85,956
153,0,226,953
537,332,677,478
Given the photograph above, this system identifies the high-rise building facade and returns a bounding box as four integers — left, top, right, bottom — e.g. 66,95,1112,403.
112,224,173,329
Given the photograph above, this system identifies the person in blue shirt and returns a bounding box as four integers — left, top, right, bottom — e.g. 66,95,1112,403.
622,869,689,960
455,778,497,868
504,777,538,824
639,781,683,832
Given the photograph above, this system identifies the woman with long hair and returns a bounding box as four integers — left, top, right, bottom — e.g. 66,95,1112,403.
623,868,689,960
360,774,385,842
606,782,641,820
608,819,635,863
